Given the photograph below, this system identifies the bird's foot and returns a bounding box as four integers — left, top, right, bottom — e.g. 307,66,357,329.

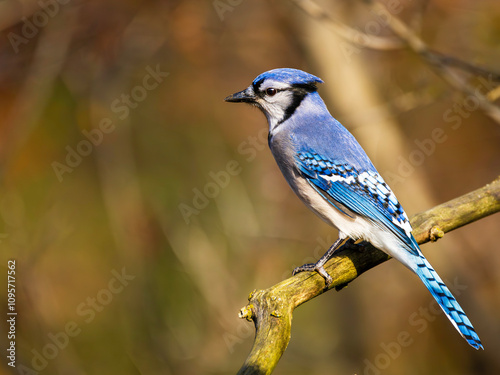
291,237,351,288
292,262,333,288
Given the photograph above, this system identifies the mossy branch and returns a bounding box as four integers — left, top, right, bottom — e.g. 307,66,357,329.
236,177,500,375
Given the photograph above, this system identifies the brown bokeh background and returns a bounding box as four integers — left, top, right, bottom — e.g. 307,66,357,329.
1,0,499,374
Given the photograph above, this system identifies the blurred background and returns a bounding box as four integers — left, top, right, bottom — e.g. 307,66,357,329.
0,0,499,374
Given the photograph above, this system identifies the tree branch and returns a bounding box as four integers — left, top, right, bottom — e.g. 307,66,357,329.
236,177,500,375
291,0,405,50
366,1,500,124
292,0,500,122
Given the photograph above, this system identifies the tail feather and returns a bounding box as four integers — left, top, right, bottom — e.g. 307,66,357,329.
412,252,483,350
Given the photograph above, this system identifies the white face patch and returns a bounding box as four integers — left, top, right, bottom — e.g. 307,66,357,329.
256,90,294,129
254,79,298,132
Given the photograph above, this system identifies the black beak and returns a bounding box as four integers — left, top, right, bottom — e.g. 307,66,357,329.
224,87,256,103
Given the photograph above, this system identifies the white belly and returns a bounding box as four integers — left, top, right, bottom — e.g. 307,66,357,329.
288,174,403,259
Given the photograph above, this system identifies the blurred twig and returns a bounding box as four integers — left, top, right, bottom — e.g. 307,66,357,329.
291,0,405,50
236,177,500,375
1,7,77,164
425,50,500,82
366,1,500,123
292,0,500,123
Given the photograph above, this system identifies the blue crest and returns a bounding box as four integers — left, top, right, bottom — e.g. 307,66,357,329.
252,68,323,88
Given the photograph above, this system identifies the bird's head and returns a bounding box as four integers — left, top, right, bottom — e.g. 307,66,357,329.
225,68,323,132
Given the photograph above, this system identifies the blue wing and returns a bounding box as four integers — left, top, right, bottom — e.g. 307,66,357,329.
296,150,417,254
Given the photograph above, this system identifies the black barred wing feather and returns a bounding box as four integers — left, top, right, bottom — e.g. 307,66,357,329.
296,151,417,254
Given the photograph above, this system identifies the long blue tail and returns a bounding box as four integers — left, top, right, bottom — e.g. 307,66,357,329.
411,251,483,349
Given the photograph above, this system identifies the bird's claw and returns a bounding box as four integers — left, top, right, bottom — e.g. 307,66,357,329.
293,263,333,288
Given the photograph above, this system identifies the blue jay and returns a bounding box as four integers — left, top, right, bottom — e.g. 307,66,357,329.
225,68,483,350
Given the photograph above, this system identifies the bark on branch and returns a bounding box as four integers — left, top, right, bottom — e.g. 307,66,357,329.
236,177,500,375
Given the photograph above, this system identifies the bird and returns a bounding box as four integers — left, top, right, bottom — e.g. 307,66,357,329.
224,68,483,350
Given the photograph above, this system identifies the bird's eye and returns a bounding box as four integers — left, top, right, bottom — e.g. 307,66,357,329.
266,88,277,96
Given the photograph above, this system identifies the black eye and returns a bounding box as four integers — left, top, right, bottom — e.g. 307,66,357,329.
266,88,277,96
